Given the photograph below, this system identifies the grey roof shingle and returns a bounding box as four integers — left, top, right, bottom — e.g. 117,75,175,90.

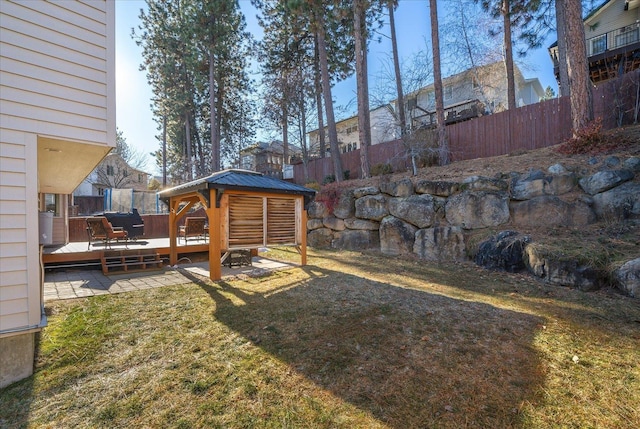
157,169,316,204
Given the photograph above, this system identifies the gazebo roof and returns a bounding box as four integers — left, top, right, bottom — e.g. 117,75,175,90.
158,169,316,206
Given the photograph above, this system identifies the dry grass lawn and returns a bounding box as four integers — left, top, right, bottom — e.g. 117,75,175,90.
1,248,639,428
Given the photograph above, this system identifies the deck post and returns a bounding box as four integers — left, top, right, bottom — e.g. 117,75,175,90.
169,197,177,266
208,188,222,281
301,206,307,266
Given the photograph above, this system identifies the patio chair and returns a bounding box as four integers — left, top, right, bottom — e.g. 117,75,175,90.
179,217,207,244
86,216,128,250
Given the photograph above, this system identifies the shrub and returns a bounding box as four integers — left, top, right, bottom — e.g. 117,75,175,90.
343,170,351,180
322,174,336,185
557,118,618,155
371,163,393,176
315,182,343,214
305,181,320,191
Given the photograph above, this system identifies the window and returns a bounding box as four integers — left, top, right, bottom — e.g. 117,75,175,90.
106,165,114,176
444,85,453,101
44,193,60,216
138,173,142,183
615,27,639,49
590,34,606,55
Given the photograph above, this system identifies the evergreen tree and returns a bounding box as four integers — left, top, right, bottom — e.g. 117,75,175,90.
429,0,449,165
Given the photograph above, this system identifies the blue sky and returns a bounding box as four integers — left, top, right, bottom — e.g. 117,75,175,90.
115,0,558,174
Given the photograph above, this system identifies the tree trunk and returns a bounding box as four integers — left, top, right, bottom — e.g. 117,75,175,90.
564,0,593,133
209,50,220,172
555,0,570,97
389,0,406,136
502,0,516,110
185,112,193,181
429,0,449,165
299,96,310,182
314,34,327,159
315,12,343,182
283,103,289,168
162,114,167,187
354,0,371,179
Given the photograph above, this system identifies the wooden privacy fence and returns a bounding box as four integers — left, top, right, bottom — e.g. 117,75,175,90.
293,70,640,185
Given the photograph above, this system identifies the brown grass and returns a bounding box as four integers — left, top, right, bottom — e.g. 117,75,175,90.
1,248,639,428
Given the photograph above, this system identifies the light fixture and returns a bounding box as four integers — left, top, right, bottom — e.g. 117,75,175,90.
44,148,62,153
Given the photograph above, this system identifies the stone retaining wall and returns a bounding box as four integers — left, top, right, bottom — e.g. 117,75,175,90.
308,156,640,297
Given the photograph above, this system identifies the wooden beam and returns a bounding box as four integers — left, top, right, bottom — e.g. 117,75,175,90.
301,206,307,266
208,188,222,281
169,196,178,265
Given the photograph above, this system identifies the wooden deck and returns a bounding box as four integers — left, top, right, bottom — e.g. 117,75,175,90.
42,237,210,267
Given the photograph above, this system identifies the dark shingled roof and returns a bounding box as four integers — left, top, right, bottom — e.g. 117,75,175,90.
158,169,316,206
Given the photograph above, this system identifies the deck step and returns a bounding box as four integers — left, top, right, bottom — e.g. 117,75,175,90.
101,249,163,275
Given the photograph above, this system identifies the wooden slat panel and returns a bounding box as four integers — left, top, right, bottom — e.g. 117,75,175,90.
228,194,264,247
267,197,296,245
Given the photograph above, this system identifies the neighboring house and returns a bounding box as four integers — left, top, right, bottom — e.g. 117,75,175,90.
240,141,302,179
549,0,640,84
402,61,544,130
307,62,544,155
307,104,399,157
74,153,151,197
0,0,116,387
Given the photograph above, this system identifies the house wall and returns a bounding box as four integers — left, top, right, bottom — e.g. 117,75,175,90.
585,0,640,44
309,106,397,156
0,0,115,388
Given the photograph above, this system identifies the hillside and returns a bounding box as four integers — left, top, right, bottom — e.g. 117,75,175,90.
318,124,640,290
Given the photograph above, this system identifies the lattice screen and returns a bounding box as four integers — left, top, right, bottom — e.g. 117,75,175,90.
226,194,299,249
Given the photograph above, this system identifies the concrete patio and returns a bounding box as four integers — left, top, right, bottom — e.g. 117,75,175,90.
44,257,296,301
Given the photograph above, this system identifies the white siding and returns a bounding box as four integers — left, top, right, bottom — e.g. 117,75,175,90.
0,132,36,332
586,0,640,38
0,0,113,144
0,0,115,335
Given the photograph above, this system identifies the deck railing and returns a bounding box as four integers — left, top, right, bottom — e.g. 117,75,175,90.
587,24,640,56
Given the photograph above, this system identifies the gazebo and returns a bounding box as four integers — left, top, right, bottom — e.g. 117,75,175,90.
158,169,316,281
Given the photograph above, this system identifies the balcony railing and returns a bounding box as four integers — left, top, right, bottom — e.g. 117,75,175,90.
587,24,640,56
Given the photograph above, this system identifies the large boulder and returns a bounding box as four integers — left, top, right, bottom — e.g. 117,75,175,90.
380,178,414,197
323,216,345,231
413,226,466,261
578,169,634,195
353,186,379,198
414,180,460,197
510,196,596,227
445,191,510,229
388,194,436,229
462,176,509,192
524,245,602,291
307,228,333,248
615,258,640,298
623,157,640,173
355,194,389,221
511,173,576,200
333,189,355,219
592,181,640,220
307,218,324,231
379,216,418,256
332,229,379,250
307,201,328,219
344,218,379,230
474,230,531,272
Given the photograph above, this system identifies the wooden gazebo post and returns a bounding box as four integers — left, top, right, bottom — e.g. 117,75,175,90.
207,188,222,281
169,197,178,266
300,198,308,266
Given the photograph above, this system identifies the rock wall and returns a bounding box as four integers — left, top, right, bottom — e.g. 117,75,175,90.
307,157,640,297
